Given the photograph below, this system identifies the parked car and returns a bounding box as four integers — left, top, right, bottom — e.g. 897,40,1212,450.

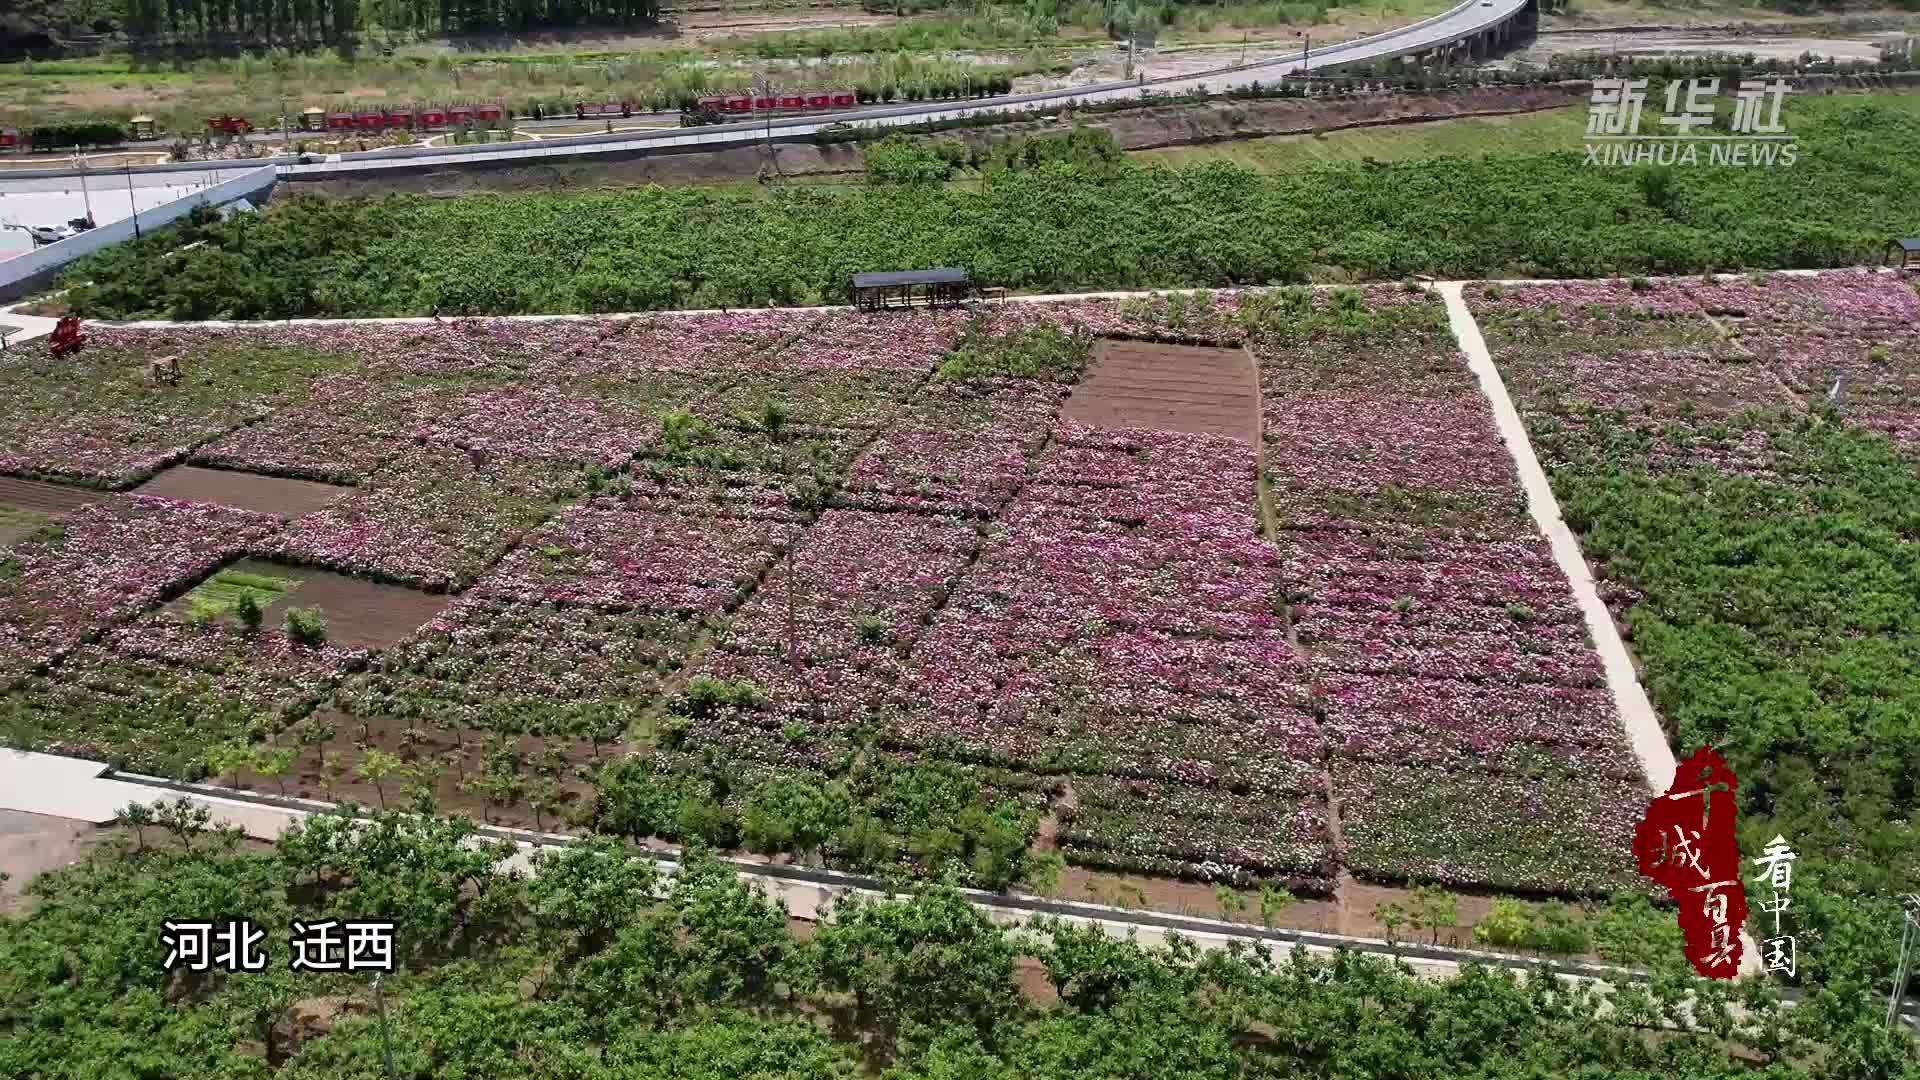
27,225,76,245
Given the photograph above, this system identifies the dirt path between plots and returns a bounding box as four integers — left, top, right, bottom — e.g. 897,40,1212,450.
1062,340,1261,444
133,465,352,519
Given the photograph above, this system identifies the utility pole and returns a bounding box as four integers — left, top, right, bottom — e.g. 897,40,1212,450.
1891,895,1920,1031
373,973,398,1079
125,164,140,240
785,539,797,674
75,153,93,226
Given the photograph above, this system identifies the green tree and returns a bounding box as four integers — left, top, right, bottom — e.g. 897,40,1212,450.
1258,884,1296,929
255,745,298,797
204,741,256,789
117,800,157,853
357,749,402,810
527,836,660,957
813,888,1022,1052
234,590,264,633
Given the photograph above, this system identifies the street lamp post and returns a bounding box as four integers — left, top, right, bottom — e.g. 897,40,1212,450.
1891,895,1920,1031
74,153,95,226
125,164,139,240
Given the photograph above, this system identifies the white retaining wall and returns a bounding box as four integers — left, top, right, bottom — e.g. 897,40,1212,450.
0,165,277,302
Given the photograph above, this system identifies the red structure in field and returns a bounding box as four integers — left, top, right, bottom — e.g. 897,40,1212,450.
48,317,86,359
1633,746,1749,978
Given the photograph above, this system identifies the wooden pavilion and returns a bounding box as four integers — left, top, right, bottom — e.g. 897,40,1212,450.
852,268,972,311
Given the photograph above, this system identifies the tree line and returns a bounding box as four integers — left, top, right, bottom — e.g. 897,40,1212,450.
6,806,1916,1079
111,0,662,48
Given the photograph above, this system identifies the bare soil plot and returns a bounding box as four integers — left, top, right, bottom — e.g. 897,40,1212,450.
0,810,97,917
167,558,450,651
0,476,104,515
134,465,353,519
1063,340,1261,444
244,710,624,833
0,476,104,547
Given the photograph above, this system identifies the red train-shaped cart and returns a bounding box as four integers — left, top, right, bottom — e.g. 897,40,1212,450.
303,103,510,133
694,90,858,117
0,87,892,154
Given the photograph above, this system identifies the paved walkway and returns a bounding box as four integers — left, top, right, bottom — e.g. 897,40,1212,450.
0,747,1641,984
0,749,307,837
1438,282,1758,975
0,303,58,348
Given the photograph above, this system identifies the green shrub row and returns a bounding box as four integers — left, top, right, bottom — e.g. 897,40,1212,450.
28,121,128,149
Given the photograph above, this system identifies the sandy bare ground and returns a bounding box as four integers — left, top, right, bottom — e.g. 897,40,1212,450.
1515,29,1895,64
676,9,901,38
0,476,103,515
0,476,103,546
0,810,97,917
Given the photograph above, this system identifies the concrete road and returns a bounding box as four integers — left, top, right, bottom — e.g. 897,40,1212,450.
0,0,1531,183
289,0,1528,174
0,170,240,256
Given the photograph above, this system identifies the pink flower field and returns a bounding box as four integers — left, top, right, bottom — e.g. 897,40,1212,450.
0,287,1687,901
1474,270,1920,467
